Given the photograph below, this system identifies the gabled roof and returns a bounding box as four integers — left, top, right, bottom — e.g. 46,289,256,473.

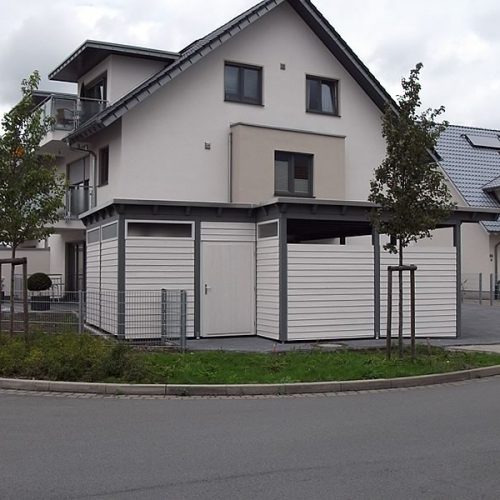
482,175,500,192
436,124,500,232
49,40,179,83
67,0,397,142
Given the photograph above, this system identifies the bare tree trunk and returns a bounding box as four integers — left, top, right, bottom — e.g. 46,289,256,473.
9,246,16,335
398,240,404,359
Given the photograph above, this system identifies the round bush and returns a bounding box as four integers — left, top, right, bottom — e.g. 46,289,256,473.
27,272,52,292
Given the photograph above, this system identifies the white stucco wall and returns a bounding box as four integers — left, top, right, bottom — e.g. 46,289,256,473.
114,2,386,204
78,55,166,104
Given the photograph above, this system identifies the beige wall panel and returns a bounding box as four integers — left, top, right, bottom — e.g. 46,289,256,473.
231,124,345,203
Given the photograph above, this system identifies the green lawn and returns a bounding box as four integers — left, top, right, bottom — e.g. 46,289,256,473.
1,332,500,384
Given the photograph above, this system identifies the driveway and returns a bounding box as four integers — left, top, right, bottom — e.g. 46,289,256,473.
187,301,500,352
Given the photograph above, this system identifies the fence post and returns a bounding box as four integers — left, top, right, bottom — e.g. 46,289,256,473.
78,290,84,334
180,290,187,353
479,273,483,305
490,274,494,307
161,289,167,345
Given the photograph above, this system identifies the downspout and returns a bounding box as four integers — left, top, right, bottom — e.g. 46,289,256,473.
69,144,98,209
228,131,233,203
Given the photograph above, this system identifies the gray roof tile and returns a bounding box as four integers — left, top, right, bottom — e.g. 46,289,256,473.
436,124,500,232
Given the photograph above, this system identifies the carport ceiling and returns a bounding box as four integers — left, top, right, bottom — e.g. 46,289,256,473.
287,219,372,242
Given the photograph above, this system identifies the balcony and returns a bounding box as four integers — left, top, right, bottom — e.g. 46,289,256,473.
38,95,108,151
65,185,93,220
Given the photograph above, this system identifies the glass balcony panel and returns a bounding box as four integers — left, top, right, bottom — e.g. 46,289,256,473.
77,98,107,126
66,185,92,219
52,98,77,131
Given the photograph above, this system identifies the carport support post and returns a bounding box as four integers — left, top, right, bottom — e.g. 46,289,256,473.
372,228,381,339
117,216,126,340
279,215,288,343
386,269,393,359
453,224,462,338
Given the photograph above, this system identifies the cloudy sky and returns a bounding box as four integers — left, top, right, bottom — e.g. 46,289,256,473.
0,0,499,128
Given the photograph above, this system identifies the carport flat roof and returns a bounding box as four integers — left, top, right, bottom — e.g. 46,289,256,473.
80,197,500,227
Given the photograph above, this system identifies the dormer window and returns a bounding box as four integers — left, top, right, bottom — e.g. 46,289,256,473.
81,74,107,101
79,73,107,124
306,75,339,116
224,62,262,105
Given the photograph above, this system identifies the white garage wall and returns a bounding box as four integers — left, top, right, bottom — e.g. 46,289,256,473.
287,244,375,341
380,248,457,338
257,223,280,340
86,230,101,328
125,223,195,339
100,233,119,336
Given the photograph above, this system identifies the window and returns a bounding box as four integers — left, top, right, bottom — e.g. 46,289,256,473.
98,146,109,186
306,76,338,115
224,62,262,105
127,222,193,238
101,222,118,241
275,151,313,197
258,221,279,239
87,228,100,245
81,74,107,101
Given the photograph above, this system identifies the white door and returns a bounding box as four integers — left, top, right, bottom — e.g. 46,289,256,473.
201,241,255,337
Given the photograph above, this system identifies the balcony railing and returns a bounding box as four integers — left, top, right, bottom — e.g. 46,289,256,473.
65,185,93,220
40,96,108,133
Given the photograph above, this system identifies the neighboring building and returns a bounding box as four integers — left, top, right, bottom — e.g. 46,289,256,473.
24,0,496,341
436,125,500,278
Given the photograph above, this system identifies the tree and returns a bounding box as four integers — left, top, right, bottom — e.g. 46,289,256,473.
368,63,455,359
0,71,66,333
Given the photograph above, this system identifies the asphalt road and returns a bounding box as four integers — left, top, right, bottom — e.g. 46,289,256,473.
2,379,500,500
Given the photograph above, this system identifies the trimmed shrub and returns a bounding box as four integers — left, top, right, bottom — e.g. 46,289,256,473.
27,273,52,292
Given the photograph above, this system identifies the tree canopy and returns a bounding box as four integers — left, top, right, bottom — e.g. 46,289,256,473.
369,63,455,254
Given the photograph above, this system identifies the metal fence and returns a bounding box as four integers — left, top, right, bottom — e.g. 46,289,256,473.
13,274,64,300
0,289,188,349
462,273,500,305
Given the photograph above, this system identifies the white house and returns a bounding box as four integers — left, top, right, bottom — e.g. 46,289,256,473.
435,125,500,282
23,0,497,342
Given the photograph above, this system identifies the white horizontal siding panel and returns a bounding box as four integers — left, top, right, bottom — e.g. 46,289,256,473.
201,222,256,242
257,234,280,340
288,244,375,341
125,236,195,339
380,247,457,338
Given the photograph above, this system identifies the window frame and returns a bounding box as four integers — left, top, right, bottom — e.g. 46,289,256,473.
101,221,118,242
224,62,263,106
257,220,279,240
274,151,314,198
81,73,107,101
305,75,339,116
125,220,194,240
98,146,109,187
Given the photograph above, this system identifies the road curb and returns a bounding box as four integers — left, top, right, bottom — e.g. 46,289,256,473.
2,365,500,396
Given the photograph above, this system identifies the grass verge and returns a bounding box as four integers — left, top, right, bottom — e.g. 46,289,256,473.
1,332,500,384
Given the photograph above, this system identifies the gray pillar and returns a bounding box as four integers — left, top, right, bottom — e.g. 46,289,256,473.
194,220,202,339
279,215,288,343
117,216,126,340
453,224,462,338
372,228,381,339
